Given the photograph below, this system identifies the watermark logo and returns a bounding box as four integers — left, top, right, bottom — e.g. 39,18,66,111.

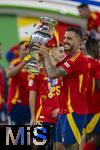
0,125,50,149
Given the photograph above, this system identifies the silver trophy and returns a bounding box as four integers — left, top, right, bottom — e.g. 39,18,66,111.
26,17,58,74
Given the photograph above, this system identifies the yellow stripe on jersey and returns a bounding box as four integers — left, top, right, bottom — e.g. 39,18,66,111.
36,95,47,123
30,74,35,79
54,30,59,47
11,57,21,65
79,74,83,93
67,86,73,113
36,103,42,123
12,86,19,104
70,51,81,62
85,113,100,134
91,12,97,20
67,113,81,144
92,77,95,95
0,94,3,104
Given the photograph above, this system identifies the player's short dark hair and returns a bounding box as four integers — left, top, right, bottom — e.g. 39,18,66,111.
77,4,89,9
67,27,83,39
86,36,99,50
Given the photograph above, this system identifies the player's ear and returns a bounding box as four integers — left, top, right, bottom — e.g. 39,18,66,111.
78,37,82,45
76,37,82,49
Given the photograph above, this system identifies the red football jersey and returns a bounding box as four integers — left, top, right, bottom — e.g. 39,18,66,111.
86,56,100,113
0,68,5,109
59,50,89,114
83,140,96,150
87,12,100,31
28,66,63,123
7,58,30,112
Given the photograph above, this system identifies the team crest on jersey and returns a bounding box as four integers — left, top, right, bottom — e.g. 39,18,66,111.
28,79,34,86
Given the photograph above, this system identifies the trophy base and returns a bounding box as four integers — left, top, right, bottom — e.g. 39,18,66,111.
25,59,40,74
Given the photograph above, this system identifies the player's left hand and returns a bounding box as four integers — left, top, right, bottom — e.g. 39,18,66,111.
32,43,50,56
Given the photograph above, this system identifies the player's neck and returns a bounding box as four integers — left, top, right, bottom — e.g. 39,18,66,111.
68,49,77,56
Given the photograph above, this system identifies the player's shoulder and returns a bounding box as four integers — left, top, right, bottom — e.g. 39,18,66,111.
86,55,94,60
10,57,21,65
88,56,99,69
70,50,85,62
91,12,99,20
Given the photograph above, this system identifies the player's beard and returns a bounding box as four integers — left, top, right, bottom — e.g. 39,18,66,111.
64,43,74,54
64,43,71,50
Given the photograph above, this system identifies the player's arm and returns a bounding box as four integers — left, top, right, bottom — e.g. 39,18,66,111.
36,44,67,78
6,54,31,78
29,90,37,125
43,52,67,78
28,74,39,125
6,61,26,78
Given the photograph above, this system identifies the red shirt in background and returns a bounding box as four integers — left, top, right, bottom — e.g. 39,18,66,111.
86,56,100,114
83,140,96,150
0,68,5,109
28,67,63,123
87,12,100,31
59,50,89,115
7,58,30,112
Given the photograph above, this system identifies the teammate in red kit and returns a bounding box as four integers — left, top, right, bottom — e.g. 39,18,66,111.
83,140,97,150
77,4,100,40
81,35,100,150
32,27,89,150
7,41,31,125
29,44,65,124
28,43,66,149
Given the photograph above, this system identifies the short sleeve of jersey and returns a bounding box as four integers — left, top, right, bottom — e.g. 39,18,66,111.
61,52,87,75
10,58,21,67
28,75,39,91
95,12,100,27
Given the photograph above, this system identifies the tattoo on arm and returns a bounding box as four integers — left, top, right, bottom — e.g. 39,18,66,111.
43,53,67,78
56,66,67,76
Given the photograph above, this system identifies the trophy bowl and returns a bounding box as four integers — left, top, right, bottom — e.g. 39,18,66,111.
25,17,59,74
29,16,58,61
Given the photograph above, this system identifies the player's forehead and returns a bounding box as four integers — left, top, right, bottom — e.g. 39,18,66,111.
64,31,76,38
53,45,64,51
